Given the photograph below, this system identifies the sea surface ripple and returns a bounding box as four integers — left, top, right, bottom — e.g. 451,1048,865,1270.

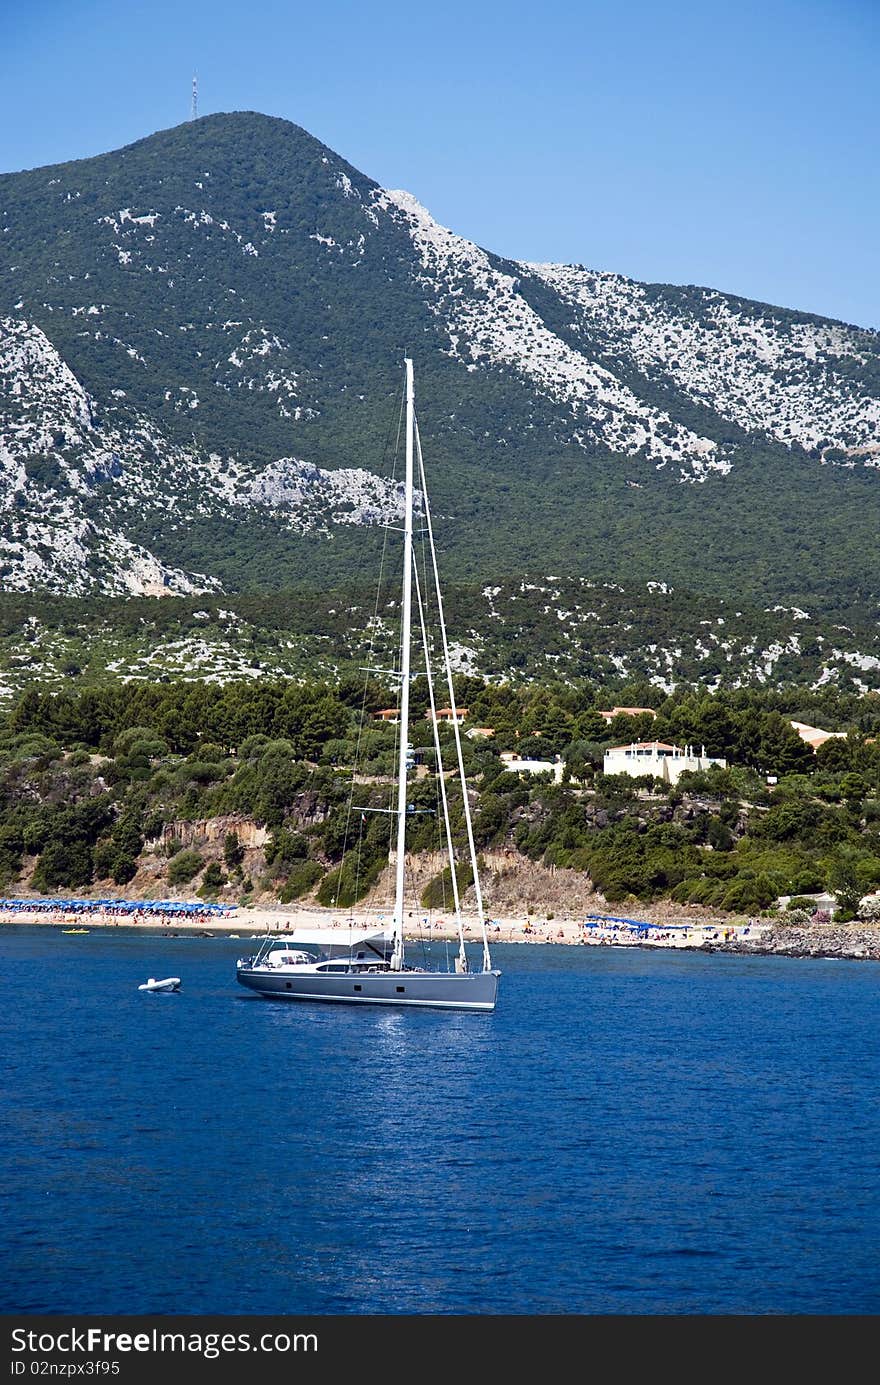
1,928,878,1315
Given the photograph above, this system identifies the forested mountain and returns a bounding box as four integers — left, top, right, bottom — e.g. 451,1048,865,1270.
1,112,878,688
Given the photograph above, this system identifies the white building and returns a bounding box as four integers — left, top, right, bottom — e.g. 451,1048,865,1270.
789,720,846,751
425,707,469,725
597,706,657,723
499,751,564,783
603,741,727,785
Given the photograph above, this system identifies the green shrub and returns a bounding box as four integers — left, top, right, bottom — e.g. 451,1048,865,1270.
93,841,114,878
31,841,93,891
421,861,473,910
264,827,309,869
316,854,384,908
720,876,777,912
167,849,203,885
110,854,138,885
177,760,227,786
783,908,812,924
223,831,245,869
278,859,323,902
197,862,226,897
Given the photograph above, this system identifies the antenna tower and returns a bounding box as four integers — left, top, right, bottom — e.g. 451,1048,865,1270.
191,75,198,121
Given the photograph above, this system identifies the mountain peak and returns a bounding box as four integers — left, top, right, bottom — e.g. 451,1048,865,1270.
0,113,877,625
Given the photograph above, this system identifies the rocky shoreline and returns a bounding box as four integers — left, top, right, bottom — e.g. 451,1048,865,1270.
704,920,880,962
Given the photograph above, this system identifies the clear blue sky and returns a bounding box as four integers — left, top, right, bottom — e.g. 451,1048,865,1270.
3,0,878,327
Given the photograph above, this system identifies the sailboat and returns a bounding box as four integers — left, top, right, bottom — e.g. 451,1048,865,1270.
236,360,500,1011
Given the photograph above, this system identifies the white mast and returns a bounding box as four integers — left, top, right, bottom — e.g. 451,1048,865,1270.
391,358,415,970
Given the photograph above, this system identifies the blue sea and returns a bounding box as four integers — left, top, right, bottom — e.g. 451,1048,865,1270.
2,926,879,1316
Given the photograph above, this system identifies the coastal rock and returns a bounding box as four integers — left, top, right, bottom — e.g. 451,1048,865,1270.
712,921,880,962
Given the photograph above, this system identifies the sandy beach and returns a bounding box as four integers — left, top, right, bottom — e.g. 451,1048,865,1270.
5,895,880,961
0,897,763,951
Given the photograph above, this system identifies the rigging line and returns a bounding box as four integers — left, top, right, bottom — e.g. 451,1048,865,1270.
415,509,451,911
334,368,405,660
407,859,434,970
340,379,406,874
414,477,446,882
353,810,364,917
351,371,406,584
413,559,467,966
400,850,417,952
415,503,452,917
430,724,449,922
414,412,492,974
429,758,453,956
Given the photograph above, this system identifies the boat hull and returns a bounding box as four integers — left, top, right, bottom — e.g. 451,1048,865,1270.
236,966,499,1011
